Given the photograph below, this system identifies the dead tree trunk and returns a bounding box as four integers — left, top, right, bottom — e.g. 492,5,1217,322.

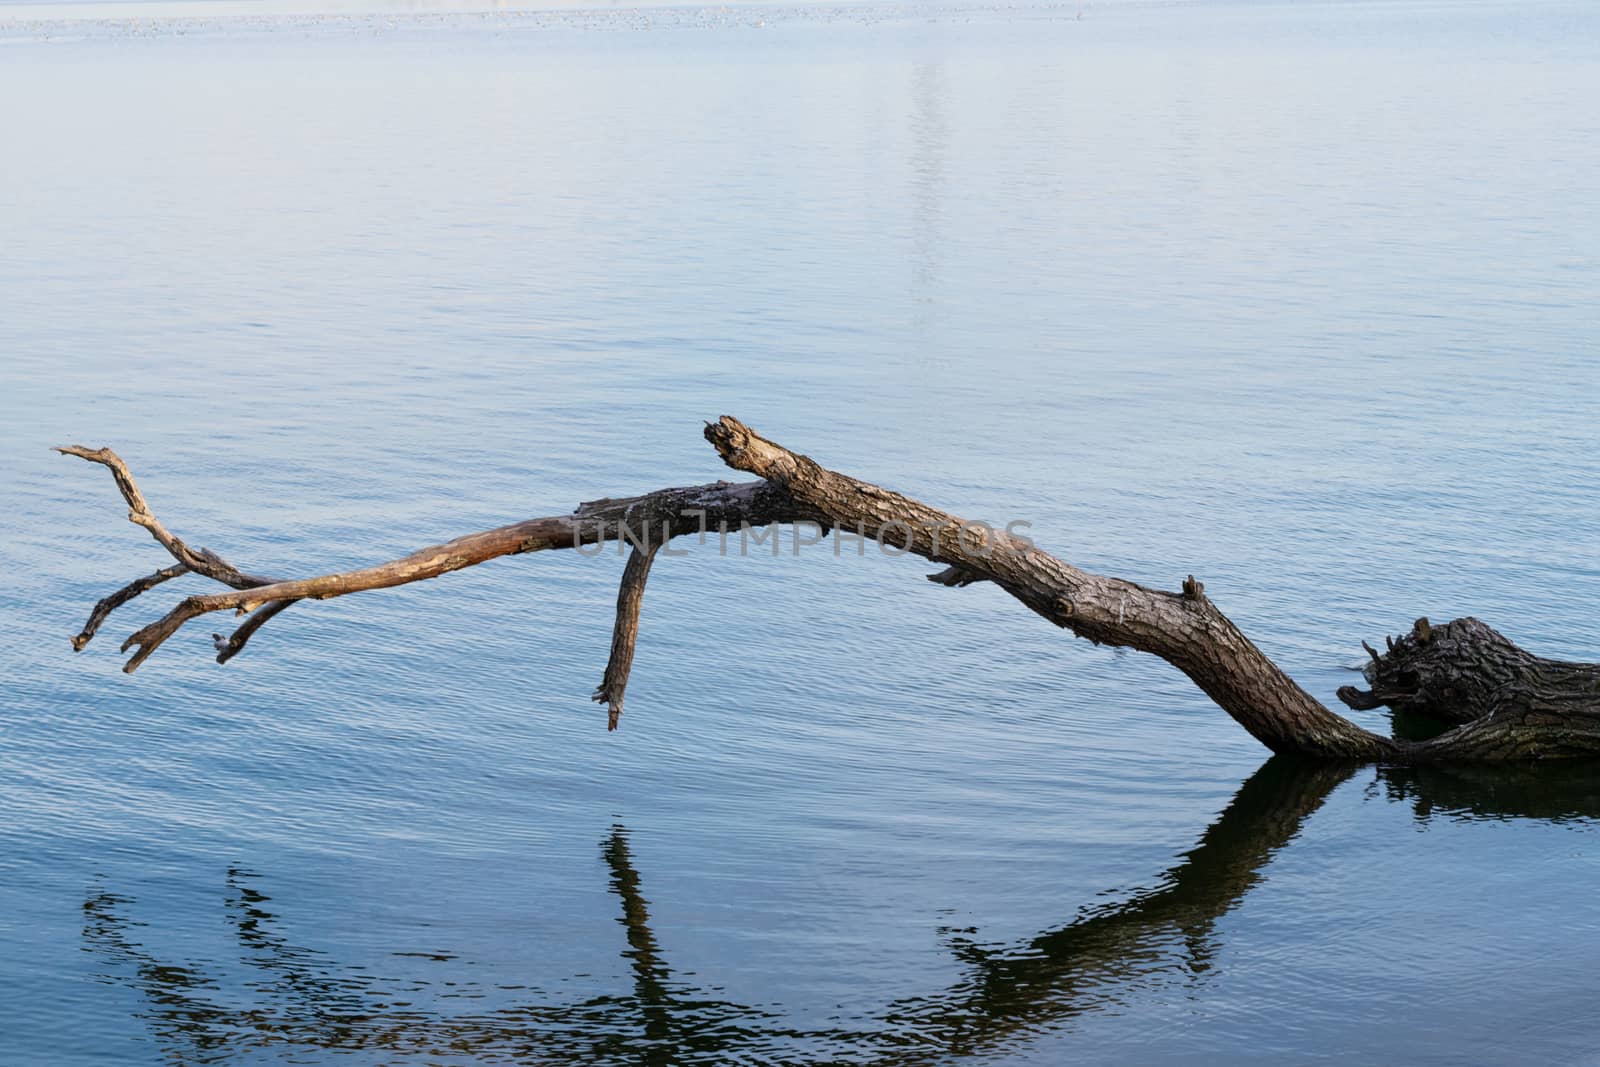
55,417,1600,763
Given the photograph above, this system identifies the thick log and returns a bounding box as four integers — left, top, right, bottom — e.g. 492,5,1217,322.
55,419,1600,761
705,418,1396,760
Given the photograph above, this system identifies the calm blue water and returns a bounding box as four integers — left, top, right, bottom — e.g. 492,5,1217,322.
3,0,1600,1062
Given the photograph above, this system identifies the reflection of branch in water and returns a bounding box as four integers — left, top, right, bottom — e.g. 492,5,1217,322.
601,827,672,1059
1376,759,1600,824
84,870,434,1062
873,757,1359,1062
82,889,236,1063
82,835,840,1064
91,755,1590,1064
590,828,828,1065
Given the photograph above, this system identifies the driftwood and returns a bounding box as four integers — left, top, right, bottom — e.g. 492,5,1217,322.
56,417,1600,762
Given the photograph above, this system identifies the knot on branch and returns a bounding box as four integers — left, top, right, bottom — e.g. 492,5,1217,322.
1336,617,1533,725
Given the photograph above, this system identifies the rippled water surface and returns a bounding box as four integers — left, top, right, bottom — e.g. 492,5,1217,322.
4,0,1600,1062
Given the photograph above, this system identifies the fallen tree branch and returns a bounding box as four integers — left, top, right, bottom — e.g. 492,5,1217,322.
57,419,1600,761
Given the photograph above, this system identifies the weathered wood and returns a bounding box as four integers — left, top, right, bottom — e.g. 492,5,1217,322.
55,445,279,588
56,445,295,662
705,416,1396,760
55,419,1600,762
72,563,188,651
1341,617,1600,761
593,544,662,731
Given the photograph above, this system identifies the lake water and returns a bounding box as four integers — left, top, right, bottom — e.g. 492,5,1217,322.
3,0,1600,1062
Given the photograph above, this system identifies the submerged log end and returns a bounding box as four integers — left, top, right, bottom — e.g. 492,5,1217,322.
1337,617,1548,726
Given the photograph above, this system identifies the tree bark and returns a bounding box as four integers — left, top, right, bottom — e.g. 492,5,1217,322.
56,417,1600,763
